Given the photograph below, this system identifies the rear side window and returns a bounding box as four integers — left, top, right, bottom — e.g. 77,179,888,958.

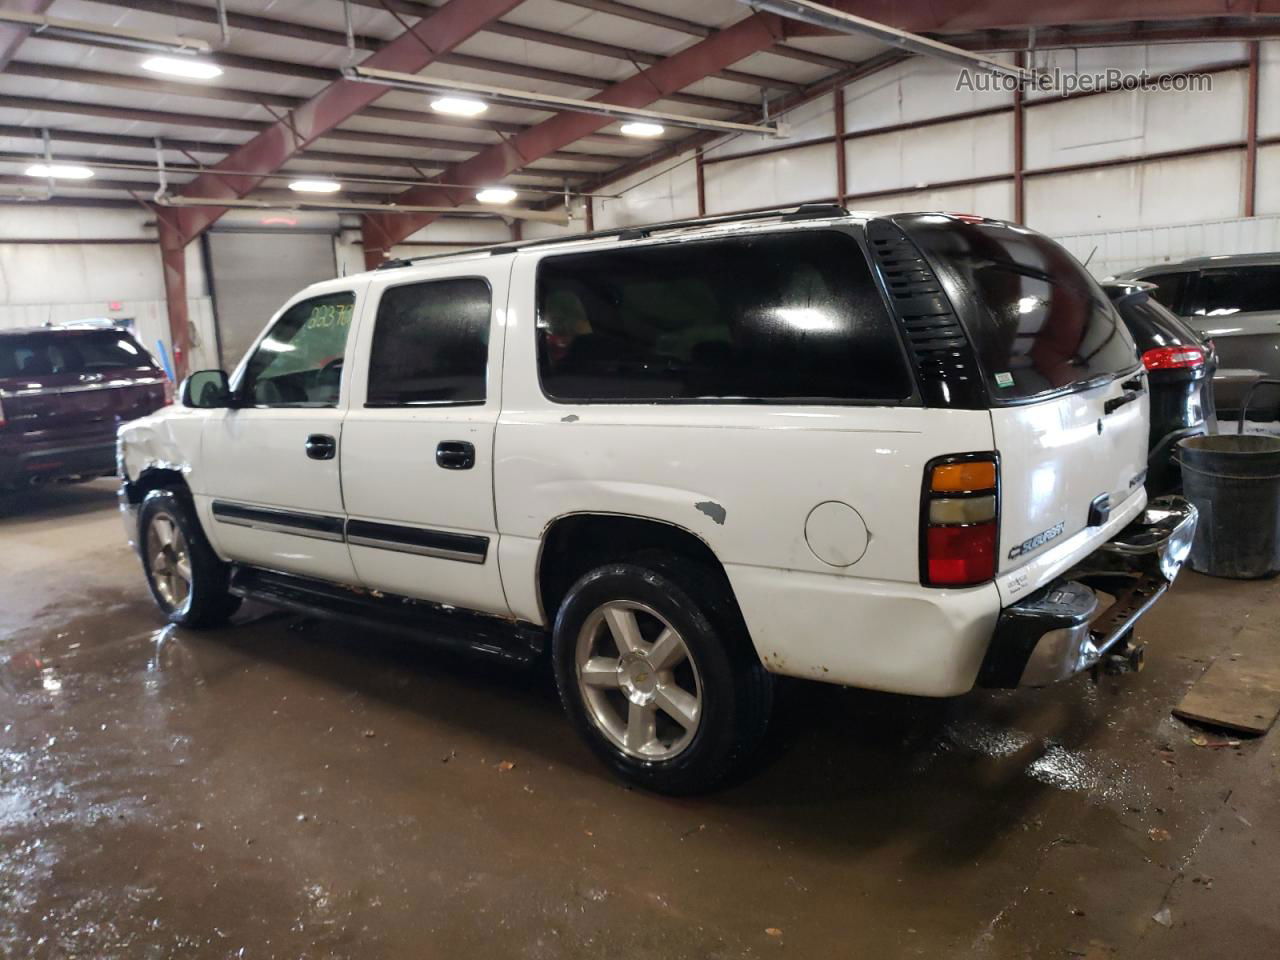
902,217,1139,402
1187,266,1280,316
536,230,911,403
0,331,153,377
366,278,491,406
1143,272,1191,313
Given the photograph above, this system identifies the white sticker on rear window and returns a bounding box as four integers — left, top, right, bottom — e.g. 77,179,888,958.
995,371,1014,388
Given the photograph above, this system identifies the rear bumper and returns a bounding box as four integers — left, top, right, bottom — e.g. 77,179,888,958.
978,496,1197,688
0,439,116,487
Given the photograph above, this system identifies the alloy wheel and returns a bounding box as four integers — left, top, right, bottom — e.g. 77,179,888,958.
575,600,702,760
146,514,192,612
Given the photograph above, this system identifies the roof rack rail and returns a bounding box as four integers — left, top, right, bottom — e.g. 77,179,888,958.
371,204,851,270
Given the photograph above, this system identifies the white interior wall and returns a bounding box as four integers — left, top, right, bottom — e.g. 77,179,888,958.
586,39,1278,273
0,206,217,371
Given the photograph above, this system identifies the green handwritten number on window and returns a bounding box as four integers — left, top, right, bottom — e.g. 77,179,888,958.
306,302,353,330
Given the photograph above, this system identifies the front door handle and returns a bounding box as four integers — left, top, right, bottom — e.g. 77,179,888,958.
305,433,336,460
436,440,475,470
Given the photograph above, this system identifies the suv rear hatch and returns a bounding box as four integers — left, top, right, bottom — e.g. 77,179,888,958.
0,329,169,446
891,215,1149,598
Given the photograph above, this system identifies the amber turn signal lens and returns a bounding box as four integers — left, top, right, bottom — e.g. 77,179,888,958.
930,461,997,493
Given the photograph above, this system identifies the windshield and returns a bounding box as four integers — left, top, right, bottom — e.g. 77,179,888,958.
0,331,155,378
900,216,1139,403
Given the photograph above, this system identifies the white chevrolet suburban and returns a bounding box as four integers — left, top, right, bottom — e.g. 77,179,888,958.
119,206,1196,793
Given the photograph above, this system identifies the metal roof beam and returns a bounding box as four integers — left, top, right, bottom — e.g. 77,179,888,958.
3,64,622,162
0,0,54,70
89,0,754,112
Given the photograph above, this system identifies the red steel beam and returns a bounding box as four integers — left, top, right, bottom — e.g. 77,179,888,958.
166,0,527,244
1244,40,1260,218
0,0,54,69
833,86,847,205
1012,52,1025,224
360,12,787,266
157,0,525,378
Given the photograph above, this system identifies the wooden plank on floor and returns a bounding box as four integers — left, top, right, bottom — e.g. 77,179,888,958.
1173,627,1280,736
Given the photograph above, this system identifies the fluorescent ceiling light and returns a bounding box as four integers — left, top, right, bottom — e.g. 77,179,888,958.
620,121,664,138
141,56,223,80
431,96,488,117
288,179,343,194
475,187,517,204
25,163,95,180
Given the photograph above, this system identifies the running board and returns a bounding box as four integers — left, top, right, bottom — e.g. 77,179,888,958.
228,566,546,666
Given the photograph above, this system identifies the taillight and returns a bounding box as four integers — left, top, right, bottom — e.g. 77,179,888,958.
0,396,6,428
921,454,999,587
163,378,176,405
1142,345,1205,370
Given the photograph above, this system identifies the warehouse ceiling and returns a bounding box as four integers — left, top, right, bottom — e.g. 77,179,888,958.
1,0,1278,233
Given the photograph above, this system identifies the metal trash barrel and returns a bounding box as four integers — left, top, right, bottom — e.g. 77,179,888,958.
1177,434,1280,578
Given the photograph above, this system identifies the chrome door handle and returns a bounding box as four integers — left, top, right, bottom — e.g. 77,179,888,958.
436,441,475,470
305,434,336,460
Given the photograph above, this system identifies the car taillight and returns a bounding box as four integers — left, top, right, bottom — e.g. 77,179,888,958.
921,454,999,587
163,378,176,405
0,396,6,428
1142,345,1205,370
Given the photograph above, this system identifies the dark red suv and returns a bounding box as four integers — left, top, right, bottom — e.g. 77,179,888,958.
0,326,172,491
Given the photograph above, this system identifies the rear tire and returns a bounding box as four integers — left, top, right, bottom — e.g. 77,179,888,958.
138,488,240,628
551,556,772,795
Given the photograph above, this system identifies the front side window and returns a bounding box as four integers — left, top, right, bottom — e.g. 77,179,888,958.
238,292,355,407
366,278,491,406
1187,266,1280,317
535,230,912,403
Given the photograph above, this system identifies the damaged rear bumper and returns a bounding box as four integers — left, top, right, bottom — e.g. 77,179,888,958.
978,496,1198,688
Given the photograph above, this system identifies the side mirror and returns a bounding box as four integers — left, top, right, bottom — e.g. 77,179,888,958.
181,369,232,408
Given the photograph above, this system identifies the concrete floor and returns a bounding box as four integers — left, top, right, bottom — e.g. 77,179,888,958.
3,479,1279,959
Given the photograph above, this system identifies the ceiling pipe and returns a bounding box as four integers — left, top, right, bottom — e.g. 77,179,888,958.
0,8,210,54
155,194,571,225
344,65,788,138
739,0,1037,82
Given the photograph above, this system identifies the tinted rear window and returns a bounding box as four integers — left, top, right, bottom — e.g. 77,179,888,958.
1187,266,1280,316
0,331,154,378
1110,291,1204,349
536,230,912,403
903,218,1139,402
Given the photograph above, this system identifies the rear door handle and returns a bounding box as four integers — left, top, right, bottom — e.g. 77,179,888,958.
305,433,336,460
1104,391,1142,415
436,440,476,470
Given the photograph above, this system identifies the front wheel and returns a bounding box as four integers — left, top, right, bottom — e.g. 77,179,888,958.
551,558,772,795
139,489,240,628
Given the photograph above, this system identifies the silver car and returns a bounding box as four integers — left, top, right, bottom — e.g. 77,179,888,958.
1115,254,1280,417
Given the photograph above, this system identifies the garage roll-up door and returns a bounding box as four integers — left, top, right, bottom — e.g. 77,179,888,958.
206,231,338,371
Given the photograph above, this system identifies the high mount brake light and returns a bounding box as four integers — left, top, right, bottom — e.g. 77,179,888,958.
1142,345,1205,370
921,454,999,587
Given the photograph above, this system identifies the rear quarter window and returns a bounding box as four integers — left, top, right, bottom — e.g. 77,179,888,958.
535,230,913,404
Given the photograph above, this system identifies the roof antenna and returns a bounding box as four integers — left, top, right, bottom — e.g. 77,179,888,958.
1083,245,1098,269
